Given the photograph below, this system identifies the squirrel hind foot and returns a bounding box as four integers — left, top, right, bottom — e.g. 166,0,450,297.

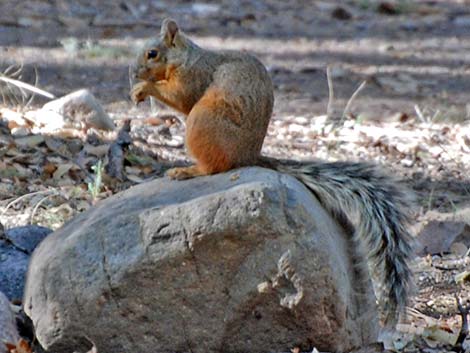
166,165,206,180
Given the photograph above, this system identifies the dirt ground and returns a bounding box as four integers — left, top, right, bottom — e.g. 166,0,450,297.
1,1,470,352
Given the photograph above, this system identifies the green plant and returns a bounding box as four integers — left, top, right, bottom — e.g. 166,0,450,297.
88,160,104,200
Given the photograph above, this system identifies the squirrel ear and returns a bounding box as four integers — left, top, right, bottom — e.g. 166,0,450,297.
161,18,181,47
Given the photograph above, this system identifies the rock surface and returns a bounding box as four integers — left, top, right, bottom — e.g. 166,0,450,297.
0,225,52,300
24,167,378,353
0,291,20,353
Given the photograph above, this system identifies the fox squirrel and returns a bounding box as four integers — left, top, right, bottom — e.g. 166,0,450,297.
131,18,413,325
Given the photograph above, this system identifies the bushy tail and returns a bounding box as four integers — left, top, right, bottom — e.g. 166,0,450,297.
260,157,414,325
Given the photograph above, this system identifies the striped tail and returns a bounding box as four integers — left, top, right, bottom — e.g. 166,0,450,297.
261,157,414,325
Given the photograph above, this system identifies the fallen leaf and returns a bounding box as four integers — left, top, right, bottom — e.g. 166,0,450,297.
455,271,470,285
5,338,33,353
126,174,145,183
43,162,58,176
14,135,45,148
45,136,74,158
230,173,240,181
125,153,155,167
84,144,110,157
142,116,164,126
423,325,459,346
53,163,73,180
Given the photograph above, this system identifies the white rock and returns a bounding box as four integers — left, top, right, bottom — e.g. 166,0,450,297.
30,89,115,132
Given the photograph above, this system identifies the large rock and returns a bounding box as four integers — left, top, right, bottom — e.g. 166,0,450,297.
0,290,20,353
24,167,378,353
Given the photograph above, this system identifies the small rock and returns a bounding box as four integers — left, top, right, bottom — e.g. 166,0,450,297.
6,225,52,253
377,2,400,15
454,16,470,27
450,242,468,256
400,158,414,167
400,21,419,31
314,1,337,12
329,66,347,79
191,3,220,16
30,89,115,132
0,225,52,300
416,219,466,255
10,127,31,137
331,7,352,20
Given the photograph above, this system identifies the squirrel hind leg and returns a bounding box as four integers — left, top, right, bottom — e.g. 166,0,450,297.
182,89,251,177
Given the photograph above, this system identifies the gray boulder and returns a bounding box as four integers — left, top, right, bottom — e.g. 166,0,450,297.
24,167,378,353
0,290,20,353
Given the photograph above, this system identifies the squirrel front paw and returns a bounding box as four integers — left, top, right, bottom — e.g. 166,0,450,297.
130,82,151,105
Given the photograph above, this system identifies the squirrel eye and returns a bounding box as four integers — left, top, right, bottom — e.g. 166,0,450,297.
146,50,159,59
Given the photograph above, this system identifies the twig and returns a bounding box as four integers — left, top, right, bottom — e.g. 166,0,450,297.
342,80,367,121
30,193,55,224
431,109,441,122
414,104,426,123
128,65,134,93
2,190,52,215
454,295,469,352
24,67,39,108
123,1,141,19
4,81,22,106
0,76,55,99
326,65,334,121
4,64,23,78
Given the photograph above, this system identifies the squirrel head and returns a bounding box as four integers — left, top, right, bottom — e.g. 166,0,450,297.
132,19,190,82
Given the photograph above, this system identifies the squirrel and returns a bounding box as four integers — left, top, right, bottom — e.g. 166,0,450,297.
130,18,413,325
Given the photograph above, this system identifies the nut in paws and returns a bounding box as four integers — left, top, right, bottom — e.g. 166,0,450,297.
130,83,149,104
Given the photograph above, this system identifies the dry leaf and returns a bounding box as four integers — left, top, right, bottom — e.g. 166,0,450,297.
230,173,240,181
4,339,32,353
126,174,145,183
84,144,110,157
44,136,73,158
43,162,58,176
53,163,73,180
142,116,164,126
423,325,459,346
455,271,470,285
14,135,45,148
